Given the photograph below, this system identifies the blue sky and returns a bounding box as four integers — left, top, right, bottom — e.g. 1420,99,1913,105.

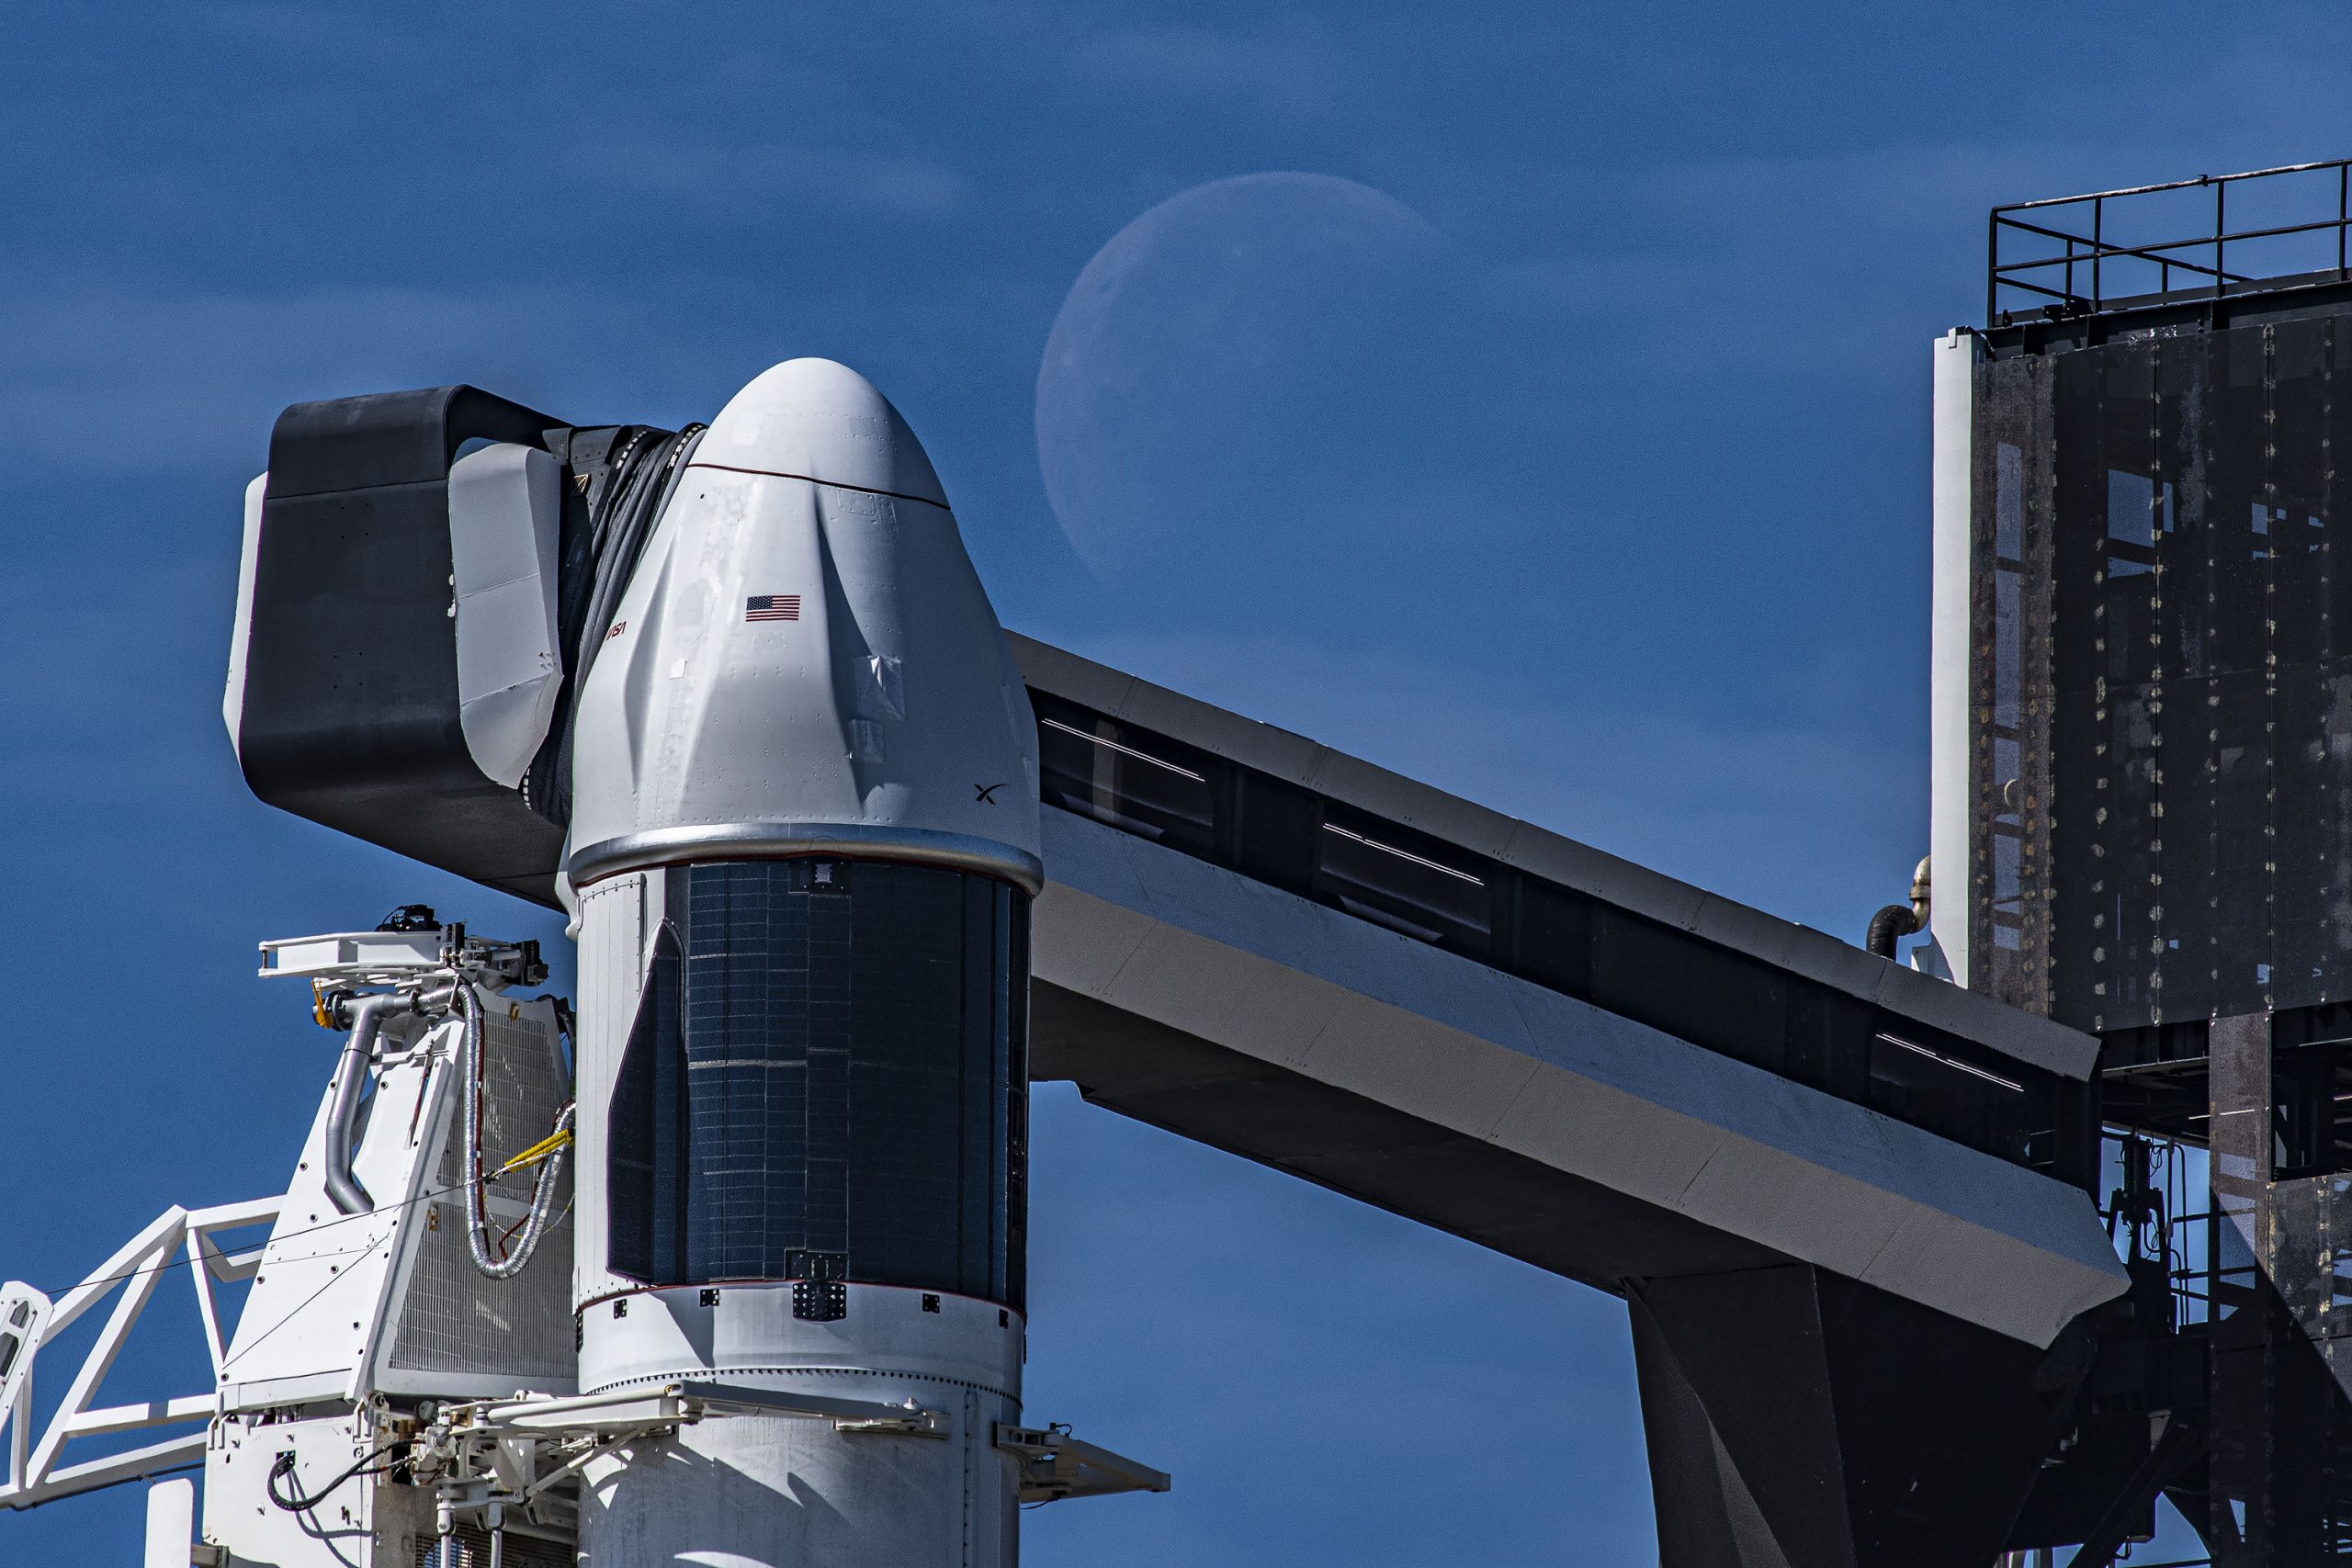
1,4,2345,1562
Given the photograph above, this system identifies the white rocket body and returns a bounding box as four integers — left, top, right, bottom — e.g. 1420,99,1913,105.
564,360,1041,1567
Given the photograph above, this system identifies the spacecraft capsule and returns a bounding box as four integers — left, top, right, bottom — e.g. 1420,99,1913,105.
564,359,1040,1567
565,355,1041,891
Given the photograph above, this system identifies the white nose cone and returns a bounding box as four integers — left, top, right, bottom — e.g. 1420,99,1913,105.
565,358,1041,891
695,356,950,509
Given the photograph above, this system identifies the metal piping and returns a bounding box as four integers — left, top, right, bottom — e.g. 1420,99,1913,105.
458,982,571,1280
323,993,413,1215
1865,904,1920,959
1864,857,1934,961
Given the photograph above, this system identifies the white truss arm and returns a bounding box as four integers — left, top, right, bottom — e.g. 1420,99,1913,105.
0,1197,281,1512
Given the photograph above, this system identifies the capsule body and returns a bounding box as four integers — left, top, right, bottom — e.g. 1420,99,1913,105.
564,356,1041,896
565,360,1039,1567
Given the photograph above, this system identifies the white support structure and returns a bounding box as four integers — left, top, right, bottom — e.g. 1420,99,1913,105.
0,1197,278,1512
1,924,639,1565
1928,327,1981,987
995,1423,1171,1504
390,1379,1158,1561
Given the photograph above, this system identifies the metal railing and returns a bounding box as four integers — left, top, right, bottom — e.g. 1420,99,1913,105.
1990,158,2352,323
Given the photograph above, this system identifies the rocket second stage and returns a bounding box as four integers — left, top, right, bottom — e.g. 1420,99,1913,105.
564,360,1042,1567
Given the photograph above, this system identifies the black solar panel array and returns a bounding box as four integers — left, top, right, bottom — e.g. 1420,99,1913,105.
606,860,1028,1308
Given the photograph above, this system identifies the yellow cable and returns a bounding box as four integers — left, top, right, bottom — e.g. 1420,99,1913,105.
492,1127,574,1178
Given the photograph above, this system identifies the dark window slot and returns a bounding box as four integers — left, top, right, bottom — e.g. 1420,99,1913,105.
1315,813,1493,955
1034,695,1217,858
2271,1037,2352,1181
2275,1001,2352,1052
2100,1020,2213,1071
1865,1027,2062,1172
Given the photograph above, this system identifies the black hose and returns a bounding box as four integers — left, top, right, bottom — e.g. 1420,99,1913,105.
522,422,707,828
266,1442,403,1512
1865,903,1921,958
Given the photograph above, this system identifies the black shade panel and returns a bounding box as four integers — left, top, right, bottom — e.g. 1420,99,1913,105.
240,387,570,904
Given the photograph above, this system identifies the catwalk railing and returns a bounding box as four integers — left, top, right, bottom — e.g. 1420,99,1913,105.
1990,157,2352,324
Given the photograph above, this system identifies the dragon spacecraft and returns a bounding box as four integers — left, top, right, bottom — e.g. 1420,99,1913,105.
1,358,1164,1566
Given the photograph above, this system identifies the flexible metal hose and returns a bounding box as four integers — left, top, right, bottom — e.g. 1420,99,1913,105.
457,980,572,1279
323,993,414,1215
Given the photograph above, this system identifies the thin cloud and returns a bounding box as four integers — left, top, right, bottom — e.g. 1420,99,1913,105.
600,137,972,220
0,279,690,475
1066,23,1353,112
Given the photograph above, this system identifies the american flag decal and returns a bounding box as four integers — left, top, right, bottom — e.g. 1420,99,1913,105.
745,593,802,623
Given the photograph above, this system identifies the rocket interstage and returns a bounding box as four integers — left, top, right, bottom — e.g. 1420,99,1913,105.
562,359,1043,1565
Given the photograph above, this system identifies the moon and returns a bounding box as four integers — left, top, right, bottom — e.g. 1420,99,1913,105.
1035,173,1448,582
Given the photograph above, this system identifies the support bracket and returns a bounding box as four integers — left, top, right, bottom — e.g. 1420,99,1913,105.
995,1422,1171,1503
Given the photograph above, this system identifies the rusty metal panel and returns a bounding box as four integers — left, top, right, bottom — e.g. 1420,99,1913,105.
1982,310,2352,1032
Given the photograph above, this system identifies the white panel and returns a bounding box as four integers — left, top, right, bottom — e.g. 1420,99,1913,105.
1929,329,1981,987
448,441,563,788
571,872,652,1306
1674,1133,1920,1278
1303,990,1543,1139
222,999,577,1412
142,1476,195,1568
221,472,266,759
205,1409,435,1567
1093,922,1339,1073
217,1022,438,1405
